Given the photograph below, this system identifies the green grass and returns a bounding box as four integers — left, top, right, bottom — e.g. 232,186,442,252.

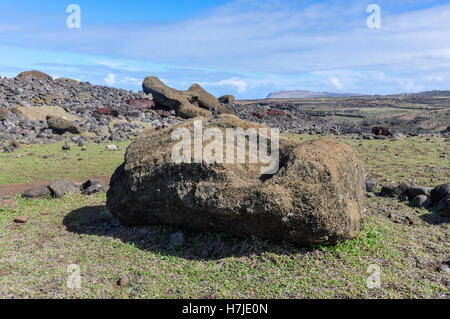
0,141,129,186
0,135,448,299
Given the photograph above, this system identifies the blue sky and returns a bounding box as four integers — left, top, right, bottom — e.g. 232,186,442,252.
0,0,450,98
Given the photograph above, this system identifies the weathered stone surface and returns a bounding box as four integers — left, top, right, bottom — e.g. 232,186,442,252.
410,195,432,208
365,179,377,192
397,182,412,195
10,105,80,122
82,180,107,195
218,95,235,104
430,183,450,204
54,77,78,84
46,115,81,134
187,84,233,114
438,196,450,217
187,83,221,110
0,108,9,121
22,185,51,199
142,76,211,119
407,186,433,200
381,186,401,198
126,99,155,110
16,70,53,81
107,115,366,246
49,180,79,198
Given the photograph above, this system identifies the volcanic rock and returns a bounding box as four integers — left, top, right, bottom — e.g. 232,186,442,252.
107,115,366,246
46,115,81,134
82,180,107,195
0,108,9,121
16,70,53,81
22,185,52,199
218,95,235,104
410,195,432,208
142,76,211,119
430,183,450,204
49,180,79,198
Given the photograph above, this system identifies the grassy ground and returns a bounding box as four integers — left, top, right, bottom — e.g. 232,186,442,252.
0,141,129,186
0,136,448,299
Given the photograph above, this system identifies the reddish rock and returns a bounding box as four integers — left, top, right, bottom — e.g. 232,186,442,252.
252,112,264,119
94,108,118,117
267,109,285,117
11,141,20,149
372,126,393,136
126,99,155,110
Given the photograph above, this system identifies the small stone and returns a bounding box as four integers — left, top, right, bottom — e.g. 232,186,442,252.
22,185,51,199
437,264,450,273
117,275,130,286
81,180,107,195
3,145,15,153
365,179,377,193
14,215,29,223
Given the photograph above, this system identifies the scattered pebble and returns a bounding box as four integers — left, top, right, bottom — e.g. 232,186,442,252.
14,215,29,224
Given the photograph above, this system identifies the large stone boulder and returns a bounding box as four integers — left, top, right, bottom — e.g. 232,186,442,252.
46,115,81,134
186,84,233,115
186,83,221,110
142,76,211,119
218,95,235,104
49,180,79,198
107,115,366,246
16,70,53,81
10,105,80,122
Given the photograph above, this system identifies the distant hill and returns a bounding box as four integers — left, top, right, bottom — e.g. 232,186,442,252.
413,90,450,97
267,90,364,99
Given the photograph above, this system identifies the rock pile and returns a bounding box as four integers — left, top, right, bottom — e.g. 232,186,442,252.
0,71,180,146
369,181,450,216
107,114,366,246
226,102,361,135
21,179,107,199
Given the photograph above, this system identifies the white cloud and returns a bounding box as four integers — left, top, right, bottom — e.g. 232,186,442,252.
329,77,344,90
425,75,444,82
122,76,141,86
199,78,248,93
104,73,116,85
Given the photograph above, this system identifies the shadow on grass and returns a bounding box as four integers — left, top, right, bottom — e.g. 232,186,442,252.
418,207,450,225
63,205,315,260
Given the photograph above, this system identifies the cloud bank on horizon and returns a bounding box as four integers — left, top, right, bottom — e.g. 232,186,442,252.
0,0,449,99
